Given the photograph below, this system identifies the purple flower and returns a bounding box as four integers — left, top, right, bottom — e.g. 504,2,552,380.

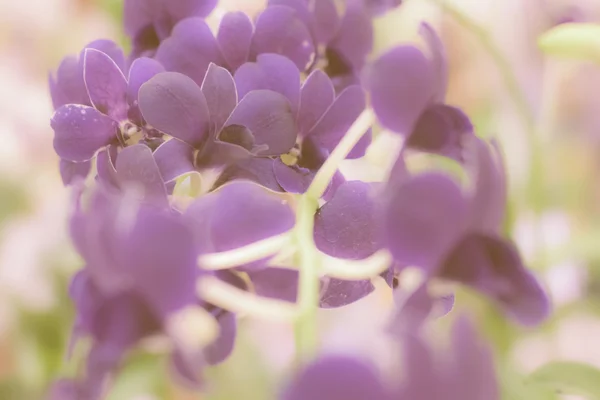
365,24,474,161
139,63,298,185
51,48,165,163
281,316,498,400
124,0,218,58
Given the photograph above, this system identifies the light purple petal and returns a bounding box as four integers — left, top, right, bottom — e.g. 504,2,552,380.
115,144,169,208
251,5,315,71
127,57,165,105
234,53,301,115
50,56,89,109
170,349,204,389
165,0,218,20
217,12,253,71
298,69,335,136
224,90,297,156
366,46,435,135
203,312,237,365
196,137,253,168
406,104,474,161
60,159,91,186
248,267,299,302
312,0,340,44
153,139,196,182
398,334,443,399
83,39,126,74
314,181,381,259
282,356,389,400
138,72,210,146
155,17,224,86
319,278,375,308
96,147,119,189
273,159,316,194
383,173,468,271
83,49,128,120
51,105,118,162
440,233,551,326
308,85,367,154
328,0,373,72
389,284,434,334
420,22,448,102
213,158,283,192
201,63,237,134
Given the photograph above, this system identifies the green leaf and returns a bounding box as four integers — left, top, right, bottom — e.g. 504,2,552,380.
527,361,600,399
538,23,600,64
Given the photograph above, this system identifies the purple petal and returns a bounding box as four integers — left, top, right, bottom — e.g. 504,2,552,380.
127,57,165,105
440,234,551,326
50,56,89,109
170,349,204,389
60,159,91,186
213,158,283,192
51,105,118,162
389,284,434,334
298,69,335,136
83,39,126,73
273,159,316,194
165,0,218,20
203,312,237,365
201,63,237,134
115,144,169,208
398,334,442,399
382,173,468,271
406,104,474,161
96,147,119,189
420,22,448,102
234,53,301,115
83,49,128,120
217,12,253,71
156,17,224,86
328,0,373,72
366,46,435,135
248,267,299,302
196,137,253,168
319,278,375,308
224,90,297,156
363,0,403,16
138,72,210,146
153,139,196,182
251,5,315,71
282,356,389,400
312,0,340,44
314,181,381,259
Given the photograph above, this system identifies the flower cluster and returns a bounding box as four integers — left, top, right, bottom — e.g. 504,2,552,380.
48,0,550,398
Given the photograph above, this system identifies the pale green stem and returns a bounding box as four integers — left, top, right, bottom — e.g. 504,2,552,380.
321,250,393,280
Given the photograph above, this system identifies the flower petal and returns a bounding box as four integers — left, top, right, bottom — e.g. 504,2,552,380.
153,139,196,183
440,233,550,326
383,173,468,271
298,69,335,136
83,39,126,73
406,104,474,161
83,49,128,120
328,0,373,72
420,22,448,102
52,105,118,162
127,57,165,105
201,63,237,134
156,17,224,86
96,147,119,189
50,56,89,109
248,267,299,302
314,181,381,259
319,278,375,308
313,0,340,44
60,159,91,186
139,72,210,146
203,312,237,365
217,11,253,71
251,5,315,71
234,53,301,115
116,144,169,208
366,46,435,135
273,159,316,194
224,90,297,156
213,158,283,192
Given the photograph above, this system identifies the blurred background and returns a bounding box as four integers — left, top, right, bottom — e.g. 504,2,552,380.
1,0,600,399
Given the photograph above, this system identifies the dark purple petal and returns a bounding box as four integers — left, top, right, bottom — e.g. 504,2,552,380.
234,54,301,115
50,56,89,109
282,356,389,400
203,312,237,365
96,147,119,189
383,173,468,271
127,57,165,105
308,85,367,154
165,0,218,20
83,39,126,73
224,90,297,156
319,278,375,308
83,49,128,120
420,22,448,102
115,144,169,208
328,0,373,72
196,136,253,168
138,72,210,146
248,267,299,302
213,158,283,192
312,0,340,44
440,234,550,326
273,159,316,194
217,12,253,71
347,127,372,159
156,17,224,86
153,139,196,182
201,63,237,134
314,181,381,259
51,105,118,162
406,104,474,161
60,159,91,186
297,69,335,136
251,5,315,71
366,46,435,135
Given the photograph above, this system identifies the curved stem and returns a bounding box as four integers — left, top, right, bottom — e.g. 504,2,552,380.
321,250,393,280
